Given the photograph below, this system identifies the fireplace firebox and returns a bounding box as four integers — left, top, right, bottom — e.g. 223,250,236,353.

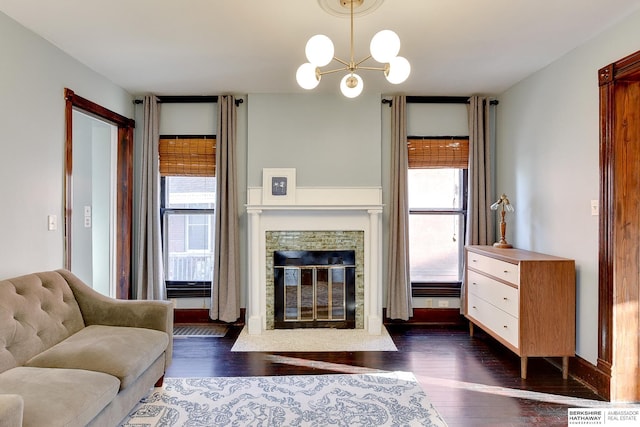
273,250,356,329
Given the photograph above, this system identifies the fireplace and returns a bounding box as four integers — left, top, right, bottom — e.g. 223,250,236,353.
246,186,384,335
274,250,356,329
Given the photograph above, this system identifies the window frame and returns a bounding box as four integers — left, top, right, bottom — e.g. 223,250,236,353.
160,166,216,299
159,135,216,298
407,136,469,298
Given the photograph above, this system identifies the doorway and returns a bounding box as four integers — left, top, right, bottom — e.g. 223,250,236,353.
70,110,118,296
598,50,640,401
64,89,134,299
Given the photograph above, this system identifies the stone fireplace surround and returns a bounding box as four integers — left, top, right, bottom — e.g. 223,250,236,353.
246,186,384,335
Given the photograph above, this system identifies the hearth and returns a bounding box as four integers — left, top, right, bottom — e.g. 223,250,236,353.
273,250,356,329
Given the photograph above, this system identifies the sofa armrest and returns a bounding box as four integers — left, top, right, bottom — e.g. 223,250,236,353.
56,269,173,367
0,394,23,427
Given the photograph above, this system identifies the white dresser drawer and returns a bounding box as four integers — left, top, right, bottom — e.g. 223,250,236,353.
467,293,519,349
468,252,519,285
467,270,519,318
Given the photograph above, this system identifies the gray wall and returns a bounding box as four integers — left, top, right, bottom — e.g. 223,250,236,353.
495,8,640,364
247,93,381,187
0,11,133,278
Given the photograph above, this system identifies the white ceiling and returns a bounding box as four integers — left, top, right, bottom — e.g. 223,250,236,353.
1,0,639,97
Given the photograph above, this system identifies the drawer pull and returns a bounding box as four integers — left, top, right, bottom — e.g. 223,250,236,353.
503,297,508,301
503,325,508,329
472,259,477,262
503,270,509,274
472,306,477,309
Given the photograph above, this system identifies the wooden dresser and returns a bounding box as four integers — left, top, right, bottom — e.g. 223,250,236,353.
465,245,576,379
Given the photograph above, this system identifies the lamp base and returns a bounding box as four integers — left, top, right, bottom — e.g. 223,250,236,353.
493,242,513,249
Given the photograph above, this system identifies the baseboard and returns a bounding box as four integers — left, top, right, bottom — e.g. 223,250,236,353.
176,308,464,327
174,308,246,326
545,355,611,400
570,357,610,400
385,308,466,326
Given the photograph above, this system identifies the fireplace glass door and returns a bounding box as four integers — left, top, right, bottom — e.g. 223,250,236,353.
284,266,347,322
274,250,355,329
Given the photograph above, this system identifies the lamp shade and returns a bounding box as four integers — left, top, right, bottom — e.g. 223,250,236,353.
340,73,363,98
385,56,411,84
305,35,335,67
370,30,401,63
296,63,320,89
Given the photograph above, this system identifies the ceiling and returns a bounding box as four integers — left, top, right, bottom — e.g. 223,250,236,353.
1,0,639,97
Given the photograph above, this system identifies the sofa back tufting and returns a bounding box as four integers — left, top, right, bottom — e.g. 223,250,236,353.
0,271,85,373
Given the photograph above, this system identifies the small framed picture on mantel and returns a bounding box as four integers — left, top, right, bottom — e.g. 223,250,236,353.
262,168,296,204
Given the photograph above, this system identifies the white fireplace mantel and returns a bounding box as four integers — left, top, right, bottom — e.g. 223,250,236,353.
246,186,384,335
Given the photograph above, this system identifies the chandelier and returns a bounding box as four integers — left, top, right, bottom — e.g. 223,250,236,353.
296,0,410,98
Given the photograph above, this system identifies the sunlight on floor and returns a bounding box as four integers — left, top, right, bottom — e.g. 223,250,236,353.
264,355,640,410
265,355,387,374
416,375,640,408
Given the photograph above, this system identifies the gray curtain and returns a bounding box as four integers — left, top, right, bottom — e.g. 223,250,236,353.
386,95,413,320
461,96,494,313
134,95,165,300
210,95,241,322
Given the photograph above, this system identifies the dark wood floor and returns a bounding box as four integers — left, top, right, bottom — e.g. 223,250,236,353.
167,324,605,426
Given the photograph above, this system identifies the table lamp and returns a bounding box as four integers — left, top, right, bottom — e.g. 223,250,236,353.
490,194,515,248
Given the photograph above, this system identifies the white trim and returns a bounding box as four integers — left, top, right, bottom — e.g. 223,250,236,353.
248,186,382,209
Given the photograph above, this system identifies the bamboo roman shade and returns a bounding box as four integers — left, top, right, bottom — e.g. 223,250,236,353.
159,137,216,176
407,138,469,169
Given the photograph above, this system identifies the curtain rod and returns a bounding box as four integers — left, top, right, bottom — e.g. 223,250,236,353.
159,134,216,139
133,95,244,106
407,135,469,140
382,96,499,106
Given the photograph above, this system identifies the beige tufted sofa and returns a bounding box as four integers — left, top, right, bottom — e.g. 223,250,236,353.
0,269,173,427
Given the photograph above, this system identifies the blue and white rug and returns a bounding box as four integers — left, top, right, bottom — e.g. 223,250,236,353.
121,372,447,426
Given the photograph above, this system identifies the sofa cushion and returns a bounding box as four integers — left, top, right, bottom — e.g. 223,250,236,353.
25,324,169,389
0,367,119,427
0,393,23,427
0,272,85,374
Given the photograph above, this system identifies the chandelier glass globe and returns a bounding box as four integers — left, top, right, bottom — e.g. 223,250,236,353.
369,30,400,63
339,73,363,98
296,63,320,89
385,56,411,84
305,34,335,67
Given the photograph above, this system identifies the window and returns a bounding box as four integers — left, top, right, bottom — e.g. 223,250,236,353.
159,137,216,298
407,138,468,297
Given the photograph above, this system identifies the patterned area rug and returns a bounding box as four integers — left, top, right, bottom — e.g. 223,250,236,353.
231,327,398,352
173,324,228,338
121,372,447,426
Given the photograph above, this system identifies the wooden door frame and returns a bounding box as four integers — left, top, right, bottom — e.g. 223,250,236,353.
64,88,135,299
598,50,640,401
